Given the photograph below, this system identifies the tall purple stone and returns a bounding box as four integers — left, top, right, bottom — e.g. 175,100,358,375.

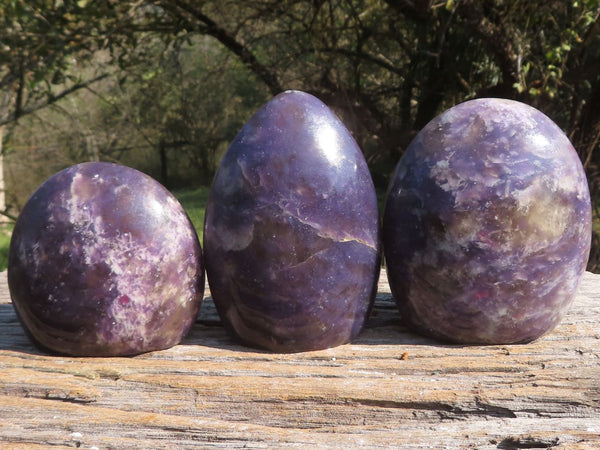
8,162,204,356
204,90,380,352
383,98,592,344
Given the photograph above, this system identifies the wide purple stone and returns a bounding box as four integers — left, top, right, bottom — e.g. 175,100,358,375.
204,90,380,352
8,162,204,356
383,98,592,344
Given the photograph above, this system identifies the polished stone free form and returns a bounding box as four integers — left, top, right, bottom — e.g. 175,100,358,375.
383,98,592,344
8,162,204,356
204,90,380,352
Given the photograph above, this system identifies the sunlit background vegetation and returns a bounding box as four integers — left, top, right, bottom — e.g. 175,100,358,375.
0,0,599,271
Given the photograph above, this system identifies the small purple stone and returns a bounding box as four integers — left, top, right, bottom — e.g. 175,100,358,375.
204,90,380,352
383,98,592,344
8,162,204,356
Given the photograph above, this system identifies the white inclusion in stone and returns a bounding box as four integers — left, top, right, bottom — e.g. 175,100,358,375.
435,159,450,170
216,222,255,252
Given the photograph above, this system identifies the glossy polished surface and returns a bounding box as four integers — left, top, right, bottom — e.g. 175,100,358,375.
8,162,204,356
383,98,591,344
204,90,380,352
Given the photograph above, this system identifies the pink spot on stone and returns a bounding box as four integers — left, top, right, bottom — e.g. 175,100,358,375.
118,295,130,306
473,289,490,301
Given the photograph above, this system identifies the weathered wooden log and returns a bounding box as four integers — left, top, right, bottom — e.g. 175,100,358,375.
1,269,599,448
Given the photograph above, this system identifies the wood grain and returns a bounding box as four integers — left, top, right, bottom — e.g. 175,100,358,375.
1,269,599,448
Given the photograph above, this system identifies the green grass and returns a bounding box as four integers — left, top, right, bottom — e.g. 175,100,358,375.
0,224,12,272
172,186,211,243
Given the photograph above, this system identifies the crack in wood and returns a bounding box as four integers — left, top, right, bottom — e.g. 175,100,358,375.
43,393,97,405
497,435,560,448
344,398,519,419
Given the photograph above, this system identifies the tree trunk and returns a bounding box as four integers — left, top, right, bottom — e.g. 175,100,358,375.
0,127,6,223
159,139,169,188
458,0,520,97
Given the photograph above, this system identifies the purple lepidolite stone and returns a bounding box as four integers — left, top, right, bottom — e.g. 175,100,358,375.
8,162,204,356
204,90,380,352
383,98,592,344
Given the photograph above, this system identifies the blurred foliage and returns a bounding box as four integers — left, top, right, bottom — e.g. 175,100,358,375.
1,0,600,269
173,186,211,242
0,225,10,271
